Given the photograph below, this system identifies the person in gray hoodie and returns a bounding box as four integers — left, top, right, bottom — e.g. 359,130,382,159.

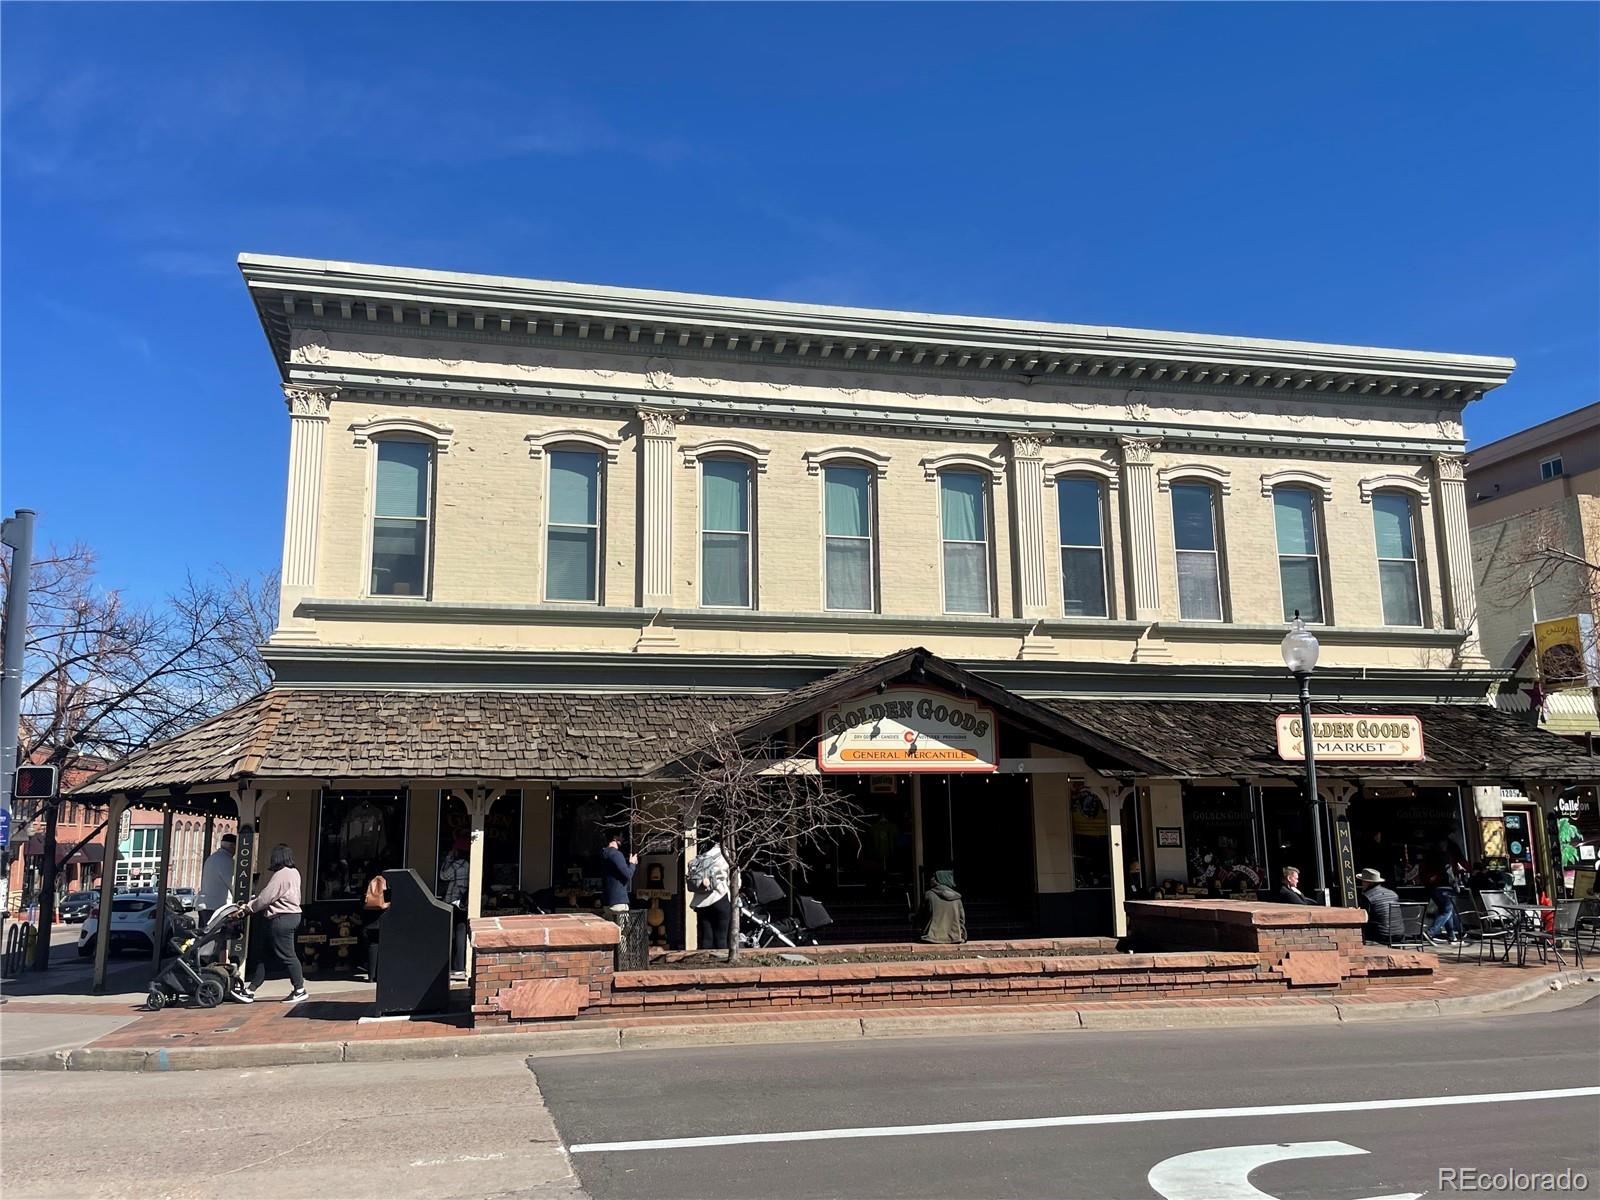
920,869,968,944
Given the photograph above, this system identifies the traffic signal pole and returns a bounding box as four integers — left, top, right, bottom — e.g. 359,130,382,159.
1,509,37,884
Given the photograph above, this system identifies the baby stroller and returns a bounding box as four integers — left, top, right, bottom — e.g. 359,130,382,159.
737,871,834,949
145,903,246,1010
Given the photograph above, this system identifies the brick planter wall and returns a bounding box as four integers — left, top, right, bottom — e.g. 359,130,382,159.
1125,900,1433,992
470,914,619,1026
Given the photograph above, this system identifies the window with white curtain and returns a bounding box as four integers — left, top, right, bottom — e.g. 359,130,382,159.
1171,482,1223,621
545,449,601,602
940,471,991,614
370,439,433,596
1057,476,1108,618
1273,488,1325,623
824,465,874,611
701,457,752,607
1372,492,1423,626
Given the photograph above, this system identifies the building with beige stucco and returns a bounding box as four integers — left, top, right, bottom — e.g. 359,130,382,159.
72,256,1600,974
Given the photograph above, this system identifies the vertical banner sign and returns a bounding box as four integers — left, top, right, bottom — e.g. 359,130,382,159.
229,822,255,964
819,687,997,773
1533,615,1599,691
1334,815,1358,908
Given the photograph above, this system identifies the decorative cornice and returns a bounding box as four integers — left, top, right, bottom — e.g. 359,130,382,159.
349,414,454,451
1260,468,1334,500
1359,472,1432,505
1043,458,1120,490
803,445,891,478
920,452,1007,483
242,255,1516,403
680,438,772,473
525,428,622,463
1157,463,1232,494
283,384,337,419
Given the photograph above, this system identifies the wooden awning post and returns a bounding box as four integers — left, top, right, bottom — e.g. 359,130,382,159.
150,807,175,968
91,793,130,995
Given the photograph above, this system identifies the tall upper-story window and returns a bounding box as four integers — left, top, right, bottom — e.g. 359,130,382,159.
1273,488,1325,623
1057,477,1108,618
1372,492,1423,627
1171,482,1223,621
824,465,874,611
545,449,602,602
940,471,991,614
371,439,433,597
701,457,753,607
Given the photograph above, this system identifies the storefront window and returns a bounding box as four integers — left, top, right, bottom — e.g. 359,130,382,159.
1348,786,1466,892
316,789,407,902
1069,783,1110,889
1182,785,1263,894
437,791,523,911
551,788,625,899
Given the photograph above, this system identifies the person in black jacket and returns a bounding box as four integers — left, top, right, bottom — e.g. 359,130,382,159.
1273,866,1315,905
600,832,637,921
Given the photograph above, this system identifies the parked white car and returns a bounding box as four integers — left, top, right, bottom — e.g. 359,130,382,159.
76,893,186,958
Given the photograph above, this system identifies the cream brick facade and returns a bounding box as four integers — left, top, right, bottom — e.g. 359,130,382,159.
244,255,1515,685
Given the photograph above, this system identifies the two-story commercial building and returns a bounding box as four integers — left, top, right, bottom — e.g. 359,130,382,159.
74,255,1600,961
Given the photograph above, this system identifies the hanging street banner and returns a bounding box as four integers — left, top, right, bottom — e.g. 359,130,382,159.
819,687,997,773
1275,714,1425,762
1533,614,1600,691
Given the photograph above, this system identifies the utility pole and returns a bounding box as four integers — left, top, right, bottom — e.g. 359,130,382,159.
2,510,37,893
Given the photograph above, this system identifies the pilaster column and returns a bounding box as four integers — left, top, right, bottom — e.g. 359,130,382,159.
281,386,335,589
1007,433,1050,619
1432,453,1488,668
1118,437,1162,622
1318,780,1359,907
638,408,681,608
1088,779,1135,940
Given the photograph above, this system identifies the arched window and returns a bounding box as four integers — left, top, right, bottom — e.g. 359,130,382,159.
370,439,434,597
823,464,875,612
701,457,754,607
1171,482,1224,621
1372,491,1423,626
940,471,992,614
1273,487,1326,623
545,448,603,602
1056,476,1109,618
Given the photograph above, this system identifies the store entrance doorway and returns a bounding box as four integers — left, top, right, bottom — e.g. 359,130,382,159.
919,773,1034,936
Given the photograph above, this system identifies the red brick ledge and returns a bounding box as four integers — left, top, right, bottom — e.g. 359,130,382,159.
470,913,619,951
1126,899,1366,928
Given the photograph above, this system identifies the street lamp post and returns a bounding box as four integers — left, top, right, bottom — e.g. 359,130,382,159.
1281,614,1329,906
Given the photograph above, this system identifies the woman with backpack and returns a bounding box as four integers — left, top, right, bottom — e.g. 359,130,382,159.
688,843,731,950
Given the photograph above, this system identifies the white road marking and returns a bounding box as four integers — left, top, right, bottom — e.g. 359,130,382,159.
567,1085,1600,1154
1148,1141,1420,1200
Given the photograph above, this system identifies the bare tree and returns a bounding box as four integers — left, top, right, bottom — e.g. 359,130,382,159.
2,543,276,820
626,720,867,963
1480,505,1600,673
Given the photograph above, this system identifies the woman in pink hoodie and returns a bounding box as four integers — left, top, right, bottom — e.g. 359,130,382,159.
235,844,306,1004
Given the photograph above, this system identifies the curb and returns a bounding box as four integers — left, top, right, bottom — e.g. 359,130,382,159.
4,970,1593,1073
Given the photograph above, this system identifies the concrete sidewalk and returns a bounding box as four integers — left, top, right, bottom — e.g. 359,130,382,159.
3,960,1594,1072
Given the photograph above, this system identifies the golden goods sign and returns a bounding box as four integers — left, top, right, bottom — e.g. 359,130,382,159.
819,687,997,773
1275,714,1424,762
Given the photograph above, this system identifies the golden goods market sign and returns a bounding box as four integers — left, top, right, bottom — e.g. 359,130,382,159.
1275,714,1425,762
820,687,997,773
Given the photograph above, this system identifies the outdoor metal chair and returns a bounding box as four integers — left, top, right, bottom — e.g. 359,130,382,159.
1454,889,1513,963
1575,899,1600,963
1380,901,1428,949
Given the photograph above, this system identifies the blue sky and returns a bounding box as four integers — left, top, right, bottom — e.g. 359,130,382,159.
3,3,1596,601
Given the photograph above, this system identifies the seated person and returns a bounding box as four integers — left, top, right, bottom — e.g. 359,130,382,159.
920,869,967,944
1356,868,1399,942
1273,865,1315,905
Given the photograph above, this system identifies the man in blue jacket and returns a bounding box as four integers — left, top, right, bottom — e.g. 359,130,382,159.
601,832,637,920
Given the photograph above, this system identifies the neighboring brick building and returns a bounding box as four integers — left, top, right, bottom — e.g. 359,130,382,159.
68,257,1600,952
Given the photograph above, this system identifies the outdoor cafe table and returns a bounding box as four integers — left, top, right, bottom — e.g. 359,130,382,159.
1502,902,1560,967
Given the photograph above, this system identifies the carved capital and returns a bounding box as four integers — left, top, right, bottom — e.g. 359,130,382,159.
1118,436,1159,466
1433,452,1466,483
283,384,336,420
1007,432,1047,461
638,407,683,439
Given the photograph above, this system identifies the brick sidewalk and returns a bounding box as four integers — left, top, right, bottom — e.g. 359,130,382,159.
63,955,1572,1052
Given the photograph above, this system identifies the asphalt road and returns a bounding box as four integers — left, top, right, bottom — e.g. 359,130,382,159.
533,994,1600,1200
